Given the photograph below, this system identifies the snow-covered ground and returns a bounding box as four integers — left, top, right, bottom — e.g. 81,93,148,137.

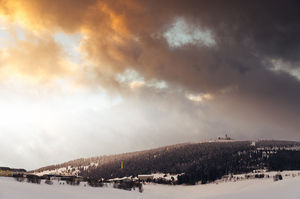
1,172,300,199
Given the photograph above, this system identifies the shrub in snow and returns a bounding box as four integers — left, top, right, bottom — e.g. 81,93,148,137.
26,175,41,184
254,174,265,178
273,173,283,181
87,179,104,187
113,180,143,192
66,179,80,186
45,180,53,185
153,178,173,185
14,174,25,182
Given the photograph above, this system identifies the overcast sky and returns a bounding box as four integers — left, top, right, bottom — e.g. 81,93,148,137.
0,0,300,170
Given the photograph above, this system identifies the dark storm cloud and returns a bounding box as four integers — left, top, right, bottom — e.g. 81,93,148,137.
1,0,300,139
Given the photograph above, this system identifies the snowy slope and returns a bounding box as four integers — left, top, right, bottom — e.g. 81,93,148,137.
1,174,300,199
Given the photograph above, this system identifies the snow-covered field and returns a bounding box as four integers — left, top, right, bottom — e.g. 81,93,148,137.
1,173,300,199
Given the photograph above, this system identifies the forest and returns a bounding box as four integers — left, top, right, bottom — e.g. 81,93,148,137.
34,140,300,185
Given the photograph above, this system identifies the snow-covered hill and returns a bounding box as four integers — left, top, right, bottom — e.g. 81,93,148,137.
1,172,300,199
32,140,300,184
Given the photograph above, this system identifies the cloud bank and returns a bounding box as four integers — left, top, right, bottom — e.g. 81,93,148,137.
0,0,300,168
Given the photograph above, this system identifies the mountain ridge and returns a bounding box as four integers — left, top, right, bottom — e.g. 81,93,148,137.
32,139,300,184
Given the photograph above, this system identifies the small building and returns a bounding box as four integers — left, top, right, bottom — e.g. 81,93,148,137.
217,134,232,141
138,174,154,181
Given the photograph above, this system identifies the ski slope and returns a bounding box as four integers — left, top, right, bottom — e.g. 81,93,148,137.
0,175,300,199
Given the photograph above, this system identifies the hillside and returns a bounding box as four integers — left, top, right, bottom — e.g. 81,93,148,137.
33,140,300,184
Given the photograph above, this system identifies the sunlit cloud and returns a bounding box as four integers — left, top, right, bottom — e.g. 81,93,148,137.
116,69,168,90
269,58,300,81
129,80,145,89
186,93,213,102
164,18,216,48
54,32,83,65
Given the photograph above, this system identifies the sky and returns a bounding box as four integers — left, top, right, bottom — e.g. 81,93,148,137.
0,0,300,170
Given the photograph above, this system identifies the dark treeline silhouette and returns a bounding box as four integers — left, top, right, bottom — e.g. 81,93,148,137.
268,150,300,171
34,140,300,185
